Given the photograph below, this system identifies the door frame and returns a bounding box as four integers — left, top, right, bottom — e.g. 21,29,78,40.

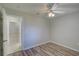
1,8,22,55
8,18,22,54
1,8,9,56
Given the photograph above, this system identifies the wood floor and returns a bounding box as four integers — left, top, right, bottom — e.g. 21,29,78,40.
8,42,79,56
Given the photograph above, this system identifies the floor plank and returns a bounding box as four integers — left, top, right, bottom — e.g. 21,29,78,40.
9,42,79,56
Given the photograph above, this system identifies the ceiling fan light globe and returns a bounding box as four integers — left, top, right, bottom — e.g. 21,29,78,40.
52,13,55,17
48,12,55,17
48,12,52,17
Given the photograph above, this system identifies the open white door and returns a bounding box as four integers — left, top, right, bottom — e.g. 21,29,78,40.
2,8,9,56
2,8,22,55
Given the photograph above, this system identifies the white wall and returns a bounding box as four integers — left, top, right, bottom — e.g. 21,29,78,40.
51,12,79,51
5,7,79,52
5,8,50,50
21,15,50,50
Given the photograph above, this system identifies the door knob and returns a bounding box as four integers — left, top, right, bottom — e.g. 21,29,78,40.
3,40,7,42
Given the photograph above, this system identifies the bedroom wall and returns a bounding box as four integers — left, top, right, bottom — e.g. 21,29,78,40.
21,15,50,50
3,7,79,52
51,12,79,51
5,8,51,50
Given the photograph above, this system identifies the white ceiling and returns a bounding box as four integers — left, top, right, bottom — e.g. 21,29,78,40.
0,3,79,17
0,3,45,14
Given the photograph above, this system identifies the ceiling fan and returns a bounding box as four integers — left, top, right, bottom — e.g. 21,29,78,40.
38,3,64,17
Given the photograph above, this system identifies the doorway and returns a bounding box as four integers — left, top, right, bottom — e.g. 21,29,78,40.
1,8,22,55
8,22,21,54
3,14,22,55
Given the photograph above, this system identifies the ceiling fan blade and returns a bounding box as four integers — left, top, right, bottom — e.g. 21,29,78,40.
39,11,48,14
47,3,54,9
51,3,58,10
53,10,65,13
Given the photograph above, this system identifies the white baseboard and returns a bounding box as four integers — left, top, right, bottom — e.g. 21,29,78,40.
51,41,79,52
23,41,50,50
22,40,79,52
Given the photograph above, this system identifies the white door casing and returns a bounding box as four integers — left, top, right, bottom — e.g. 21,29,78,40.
2,8,22,55
8,15,22,55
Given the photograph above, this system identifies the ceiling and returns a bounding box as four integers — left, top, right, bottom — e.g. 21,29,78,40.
0,3,79,17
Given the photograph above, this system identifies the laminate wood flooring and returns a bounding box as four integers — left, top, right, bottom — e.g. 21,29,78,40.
8,42,79,56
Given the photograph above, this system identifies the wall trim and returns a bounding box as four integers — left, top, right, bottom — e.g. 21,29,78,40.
22,41,51,50
22,40,79,52
51,41,79,52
